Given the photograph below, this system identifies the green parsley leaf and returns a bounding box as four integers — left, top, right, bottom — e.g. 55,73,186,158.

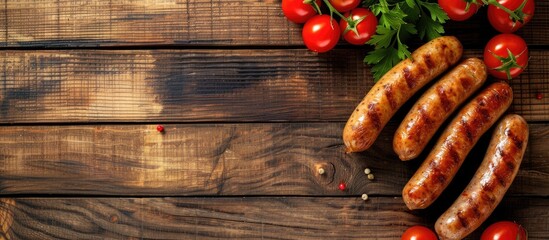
364,47,401,81
379,8,406,29
367,26,397,49
362,0,377,8
397,40,411,59
400,22,418,35
421,2,449,23
400,1,420,23
417,15,445,40
363,0,449,81
405,0,415,8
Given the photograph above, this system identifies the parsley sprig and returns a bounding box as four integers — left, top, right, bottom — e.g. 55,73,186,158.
363,0,449,81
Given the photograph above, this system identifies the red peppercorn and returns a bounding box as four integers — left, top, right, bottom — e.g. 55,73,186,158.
536,92,543,100
156,125,165,132
338,182,346,191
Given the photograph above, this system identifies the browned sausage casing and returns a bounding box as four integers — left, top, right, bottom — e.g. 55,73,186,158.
343,36,463,153
394,58,487,161
435,114,528,240
402,82,513,210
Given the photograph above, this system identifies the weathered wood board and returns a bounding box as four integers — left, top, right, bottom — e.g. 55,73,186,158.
0,123,546,196
1,50,547,123
0,0,547,47
0,197,547,239
1,0,549,239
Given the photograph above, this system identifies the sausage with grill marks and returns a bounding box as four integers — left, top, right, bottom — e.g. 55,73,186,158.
435,114,528,240
394,58,487,161
343,36,463,153
402,82,513,210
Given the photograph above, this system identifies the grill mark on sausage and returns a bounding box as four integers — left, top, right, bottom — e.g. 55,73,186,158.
497,144,518,173
480,190,496,205
503,155,517,174
496,146,505,157
436,85,452,112
460,119,474,143
434,170,447,185
403,67,418,89
457,211,469,228
447,143,461,165
506,128,524,149
493,161,509,187
470,200,482,219
384,84,397,110
406,107,433,142
440,43,448,52
420,107,434,124
463,195,482,219
462,102,491,144
440,43,453,66
487,85,512,110
478,106,492,122
460,76,474,91
478,98,486,107
482,174,498,193
427,160,447,187
424,54,435,69
368,103,382,130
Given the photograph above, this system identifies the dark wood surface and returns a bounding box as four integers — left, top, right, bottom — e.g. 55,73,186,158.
0,197,547,239
0,123,548,197
1,49,547,123
1,0,548,239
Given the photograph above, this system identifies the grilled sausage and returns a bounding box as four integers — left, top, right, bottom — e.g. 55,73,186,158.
343,36,463,153
402,82,513,210
435,114,528,240
394,58,487,161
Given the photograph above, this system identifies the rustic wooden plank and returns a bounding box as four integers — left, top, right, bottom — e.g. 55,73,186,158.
0,49,367,123
0,122,546,196
0,197,547,239
1,0,298,47
1,0,548,48
1,49,548,123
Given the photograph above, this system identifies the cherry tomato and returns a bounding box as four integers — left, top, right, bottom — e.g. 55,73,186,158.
481,221,528,240
339,8,377,45
401,226,438,240
329,0,361,13
282,0,321,24
302,15,340,53
488,0,535,33
483,33,529,80
438,0,481,21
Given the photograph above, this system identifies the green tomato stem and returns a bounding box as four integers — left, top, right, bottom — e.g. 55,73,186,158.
322,0,347,20
488,48,526,80
306,0,322,15
483,0,523,22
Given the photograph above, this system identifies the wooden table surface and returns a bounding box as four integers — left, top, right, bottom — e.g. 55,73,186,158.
0,1,548,239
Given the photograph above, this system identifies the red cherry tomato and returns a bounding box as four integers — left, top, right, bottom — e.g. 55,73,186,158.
483,33,529,80
438,0,481,21
302,15,340,53
481,221,528,240
282,0,321,24
339,8,377,45
329,0,361,13
401,226,438,240
488,0,534,33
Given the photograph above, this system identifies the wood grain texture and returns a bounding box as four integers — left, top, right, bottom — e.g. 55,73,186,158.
1,0,298,47
0,122,547,196
0,197,547,239
1,0,548,48
1,49,547,123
